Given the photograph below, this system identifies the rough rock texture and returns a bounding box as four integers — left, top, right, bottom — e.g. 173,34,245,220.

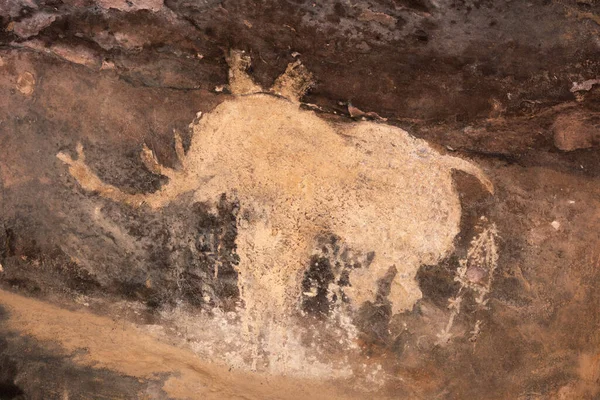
1,0,600,399
553,109,600,151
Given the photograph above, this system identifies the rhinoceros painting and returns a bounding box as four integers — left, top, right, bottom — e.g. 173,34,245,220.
57,50,493,366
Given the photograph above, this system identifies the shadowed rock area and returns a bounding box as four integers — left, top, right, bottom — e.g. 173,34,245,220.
1,0,600,399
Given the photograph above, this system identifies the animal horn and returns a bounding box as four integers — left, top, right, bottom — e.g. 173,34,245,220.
225,49,262,95
271,60,314,102
445,156,494,194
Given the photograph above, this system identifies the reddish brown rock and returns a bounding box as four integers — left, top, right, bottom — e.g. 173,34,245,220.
96,0,163,12
12,12,57,39
553,110,600,151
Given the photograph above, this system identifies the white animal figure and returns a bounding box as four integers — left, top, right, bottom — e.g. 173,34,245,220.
57,50,493,367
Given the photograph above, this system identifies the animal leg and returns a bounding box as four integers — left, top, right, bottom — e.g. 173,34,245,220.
346,254,422,314
388,264,423,315
233,212,311,370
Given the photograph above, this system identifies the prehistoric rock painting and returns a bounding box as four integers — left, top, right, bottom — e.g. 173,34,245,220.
57,50,493,370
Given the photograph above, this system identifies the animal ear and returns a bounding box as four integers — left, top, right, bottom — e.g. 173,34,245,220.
271,60,314,102
225,49,263,95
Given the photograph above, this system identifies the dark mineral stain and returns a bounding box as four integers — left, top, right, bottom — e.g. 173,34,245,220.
0,309,23,400
416,262,460,308
396,0,432,13
301,234,374,318
301,255,335,317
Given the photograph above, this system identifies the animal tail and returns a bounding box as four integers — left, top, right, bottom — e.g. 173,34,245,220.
444,155,494,194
